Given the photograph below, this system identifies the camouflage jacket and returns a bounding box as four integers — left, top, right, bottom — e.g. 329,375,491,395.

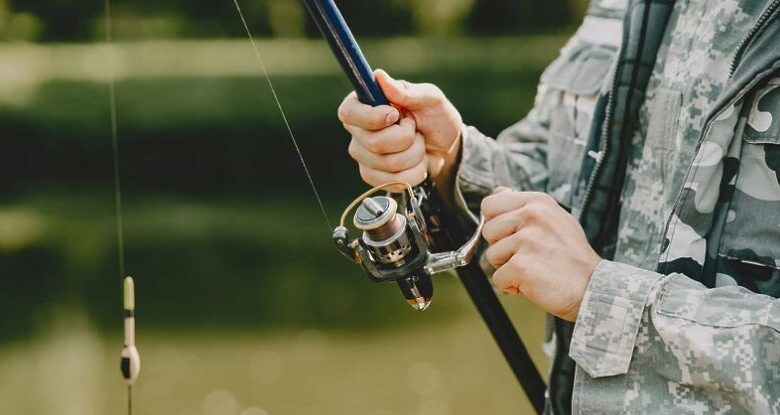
454,0,780,413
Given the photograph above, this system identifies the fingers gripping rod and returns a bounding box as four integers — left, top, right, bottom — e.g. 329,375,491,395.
301,1,546,412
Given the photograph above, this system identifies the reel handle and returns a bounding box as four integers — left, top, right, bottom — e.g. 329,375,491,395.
424,214,485,275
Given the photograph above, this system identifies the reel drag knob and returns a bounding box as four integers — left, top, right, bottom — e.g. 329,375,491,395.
354,196,413,267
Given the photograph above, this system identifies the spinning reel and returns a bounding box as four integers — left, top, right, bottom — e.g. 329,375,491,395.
333,182,484,311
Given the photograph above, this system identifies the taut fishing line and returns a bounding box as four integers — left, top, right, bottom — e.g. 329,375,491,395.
103,2,335,412
103,0,125,280
231,0,333,231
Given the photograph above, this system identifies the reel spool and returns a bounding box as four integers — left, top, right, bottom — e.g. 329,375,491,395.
333,182,484,311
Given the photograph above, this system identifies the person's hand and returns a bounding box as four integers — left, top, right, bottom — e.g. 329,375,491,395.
481,188,602,322
338,69,462,190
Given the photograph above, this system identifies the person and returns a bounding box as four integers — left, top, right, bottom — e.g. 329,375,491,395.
337,0,780,413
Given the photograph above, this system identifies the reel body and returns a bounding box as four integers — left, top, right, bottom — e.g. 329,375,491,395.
333,182,483,310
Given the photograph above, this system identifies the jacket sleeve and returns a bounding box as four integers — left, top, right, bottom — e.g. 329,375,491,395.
451,10,623,216
570,260,780,404
454,108,550,213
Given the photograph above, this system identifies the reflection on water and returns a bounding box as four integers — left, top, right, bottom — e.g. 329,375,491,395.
0,309,102,415
0,301,546,415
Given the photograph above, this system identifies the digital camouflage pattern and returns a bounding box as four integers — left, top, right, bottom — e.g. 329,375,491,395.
573,263,780,413
616,0,770,271
453,0,780,413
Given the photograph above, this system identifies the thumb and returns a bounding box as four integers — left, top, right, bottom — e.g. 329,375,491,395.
375,69,436,109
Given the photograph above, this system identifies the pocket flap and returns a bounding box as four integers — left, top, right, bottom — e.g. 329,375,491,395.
541,42,615,96
744,78,780,145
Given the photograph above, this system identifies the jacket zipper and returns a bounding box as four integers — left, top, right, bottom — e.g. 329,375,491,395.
729,0,780,78
576,89,613,222
578,0,652,230
659,2,780,268
575,39,623,222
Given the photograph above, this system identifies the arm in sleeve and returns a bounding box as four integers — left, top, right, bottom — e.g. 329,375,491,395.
453,100,551,215
570,260,780,403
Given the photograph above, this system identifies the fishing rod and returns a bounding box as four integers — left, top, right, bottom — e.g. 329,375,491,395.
301,1,546,412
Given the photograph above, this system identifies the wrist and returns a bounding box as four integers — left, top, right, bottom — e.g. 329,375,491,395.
562,255,602,322
440,134,462,177
432,127,463,205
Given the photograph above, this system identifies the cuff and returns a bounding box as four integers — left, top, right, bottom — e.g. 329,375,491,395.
569,260,664,378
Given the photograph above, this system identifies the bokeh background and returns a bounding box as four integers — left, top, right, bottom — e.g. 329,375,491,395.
0,1,586,414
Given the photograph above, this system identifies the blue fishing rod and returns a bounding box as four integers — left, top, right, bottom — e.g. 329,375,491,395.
302,1,546,412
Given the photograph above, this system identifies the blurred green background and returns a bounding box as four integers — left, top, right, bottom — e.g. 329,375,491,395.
0,1,583,414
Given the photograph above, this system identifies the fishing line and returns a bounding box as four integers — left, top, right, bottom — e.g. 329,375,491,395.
127,385,132,415
231,0,333,231
104,0,126,279
103,0,134,414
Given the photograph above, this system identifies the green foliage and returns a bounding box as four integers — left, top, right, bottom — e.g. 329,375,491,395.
469,0,574,34
8,0,578,41
0,36,565,340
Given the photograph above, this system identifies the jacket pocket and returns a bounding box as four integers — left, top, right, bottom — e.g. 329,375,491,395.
539,42,615,207
717,78,780,297
615,89,682,268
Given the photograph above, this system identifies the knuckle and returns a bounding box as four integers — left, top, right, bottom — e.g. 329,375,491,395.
517,207,533,222
365,137,385,154
513,227,532,246
337,103,351,123
404,163,426,185
511,208,526,224
509,191,527,203
492,270,513,290
431,91,446,105
508,255,528,275
520,204,543,222
401,124,417,143
347,140,360,159
389,126,415,150
484,248,499,268
383,154,404,173
484,234,497,246
413,135,427,154
359,165,378,185
482,224,497,245
531,191,555,205
540,192,557,205
422,83,444,100
480,195,494,214
415,164,427,183
369,111,387,129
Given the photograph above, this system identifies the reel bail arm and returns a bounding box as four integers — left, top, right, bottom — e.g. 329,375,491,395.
332,182,484,310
